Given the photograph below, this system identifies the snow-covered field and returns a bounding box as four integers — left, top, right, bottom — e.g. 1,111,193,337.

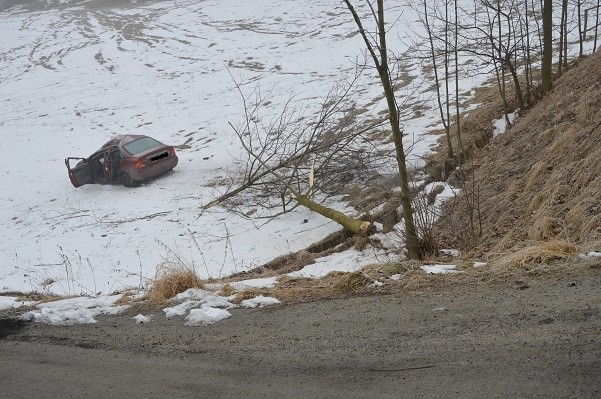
0,0,594,298
0,0,449,295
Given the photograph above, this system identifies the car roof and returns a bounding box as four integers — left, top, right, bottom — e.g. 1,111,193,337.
102,134,148,148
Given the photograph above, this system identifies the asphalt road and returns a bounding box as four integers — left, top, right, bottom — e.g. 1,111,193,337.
1,275,600,398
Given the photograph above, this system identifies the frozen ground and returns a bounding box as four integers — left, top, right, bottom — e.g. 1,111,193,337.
0,0,593,296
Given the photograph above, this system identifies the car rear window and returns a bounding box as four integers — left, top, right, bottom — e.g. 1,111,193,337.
123,137,162,155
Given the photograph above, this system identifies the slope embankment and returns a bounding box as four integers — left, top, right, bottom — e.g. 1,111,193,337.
436,51,601,257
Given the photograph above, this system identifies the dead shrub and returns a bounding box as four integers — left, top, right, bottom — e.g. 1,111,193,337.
147,261,204,302
412,192,440,258
495,240,578,270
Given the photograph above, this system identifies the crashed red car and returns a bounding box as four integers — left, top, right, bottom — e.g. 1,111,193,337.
65,135,178,188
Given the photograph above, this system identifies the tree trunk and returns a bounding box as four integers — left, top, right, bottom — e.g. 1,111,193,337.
343,0,421,259
541,0,553,92
595,0,600,52
454,0,465,156
558,0,566,75
294,194,371,235
507,60,524,109
375,0,421,259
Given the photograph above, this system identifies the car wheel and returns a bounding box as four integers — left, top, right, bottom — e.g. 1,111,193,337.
121,172,140,187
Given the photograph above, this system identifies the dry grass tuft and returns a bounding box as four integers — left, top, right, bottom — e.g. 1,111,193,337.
329,271,372,293
495,240,578,270
147,262,204,302
362,261,421,277
525,160,548,191
219,283,236,297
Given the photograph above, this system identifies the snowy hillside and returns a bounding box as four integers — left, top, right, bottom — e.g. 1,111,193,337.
0,0,592,295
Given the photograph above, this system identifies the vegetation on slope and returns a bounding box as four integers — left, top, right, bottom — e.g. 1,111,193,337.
435,51,601,259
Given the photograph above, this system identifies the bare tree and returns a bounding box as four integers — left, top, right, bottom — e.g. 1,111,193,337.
422,0,455,159
420,0,468,160
203,76,382,235
342,0,422,259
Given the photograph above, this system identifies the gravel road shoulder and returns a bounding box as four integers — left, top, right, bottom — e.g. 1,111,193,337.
1,273,600,398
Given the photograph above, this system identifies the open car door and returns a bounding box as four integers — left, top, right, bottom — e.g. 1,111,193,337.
65,157,93,188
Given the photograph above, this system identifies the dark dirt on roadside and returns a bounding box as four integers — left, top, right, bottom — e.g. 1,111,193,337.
1,272,599,399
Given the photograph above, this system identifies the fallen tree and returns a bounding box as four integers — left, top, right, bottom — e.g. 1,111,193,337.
203,73,385,235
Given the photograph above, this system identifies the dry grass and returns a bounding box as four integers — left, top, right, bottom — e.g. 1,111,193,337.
147,261,204,303
433,52,601,257
528,216,560,241
525,160,548,191
219,283,236,297
494,240,578,271
219,251,596,305
329,272,372,293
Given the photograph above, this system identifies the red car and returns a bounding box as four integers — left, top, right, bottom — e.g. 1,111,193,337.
65,135,178,188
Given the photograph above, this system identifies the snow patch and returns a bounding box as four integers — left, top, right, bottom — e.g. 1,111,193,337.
230,277,278,291
185,307,231,326
579,251,601,259
163,300,201,318
287,249,382,279
440,249,461,257
22,295,129,325
420,264,459,274
241,295,281,308
133,314,152,324
492,111,518,136
0,296,34,311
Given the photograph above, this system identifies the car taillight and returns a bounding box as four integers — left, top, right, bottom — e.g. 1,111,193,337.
135,159,145,170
